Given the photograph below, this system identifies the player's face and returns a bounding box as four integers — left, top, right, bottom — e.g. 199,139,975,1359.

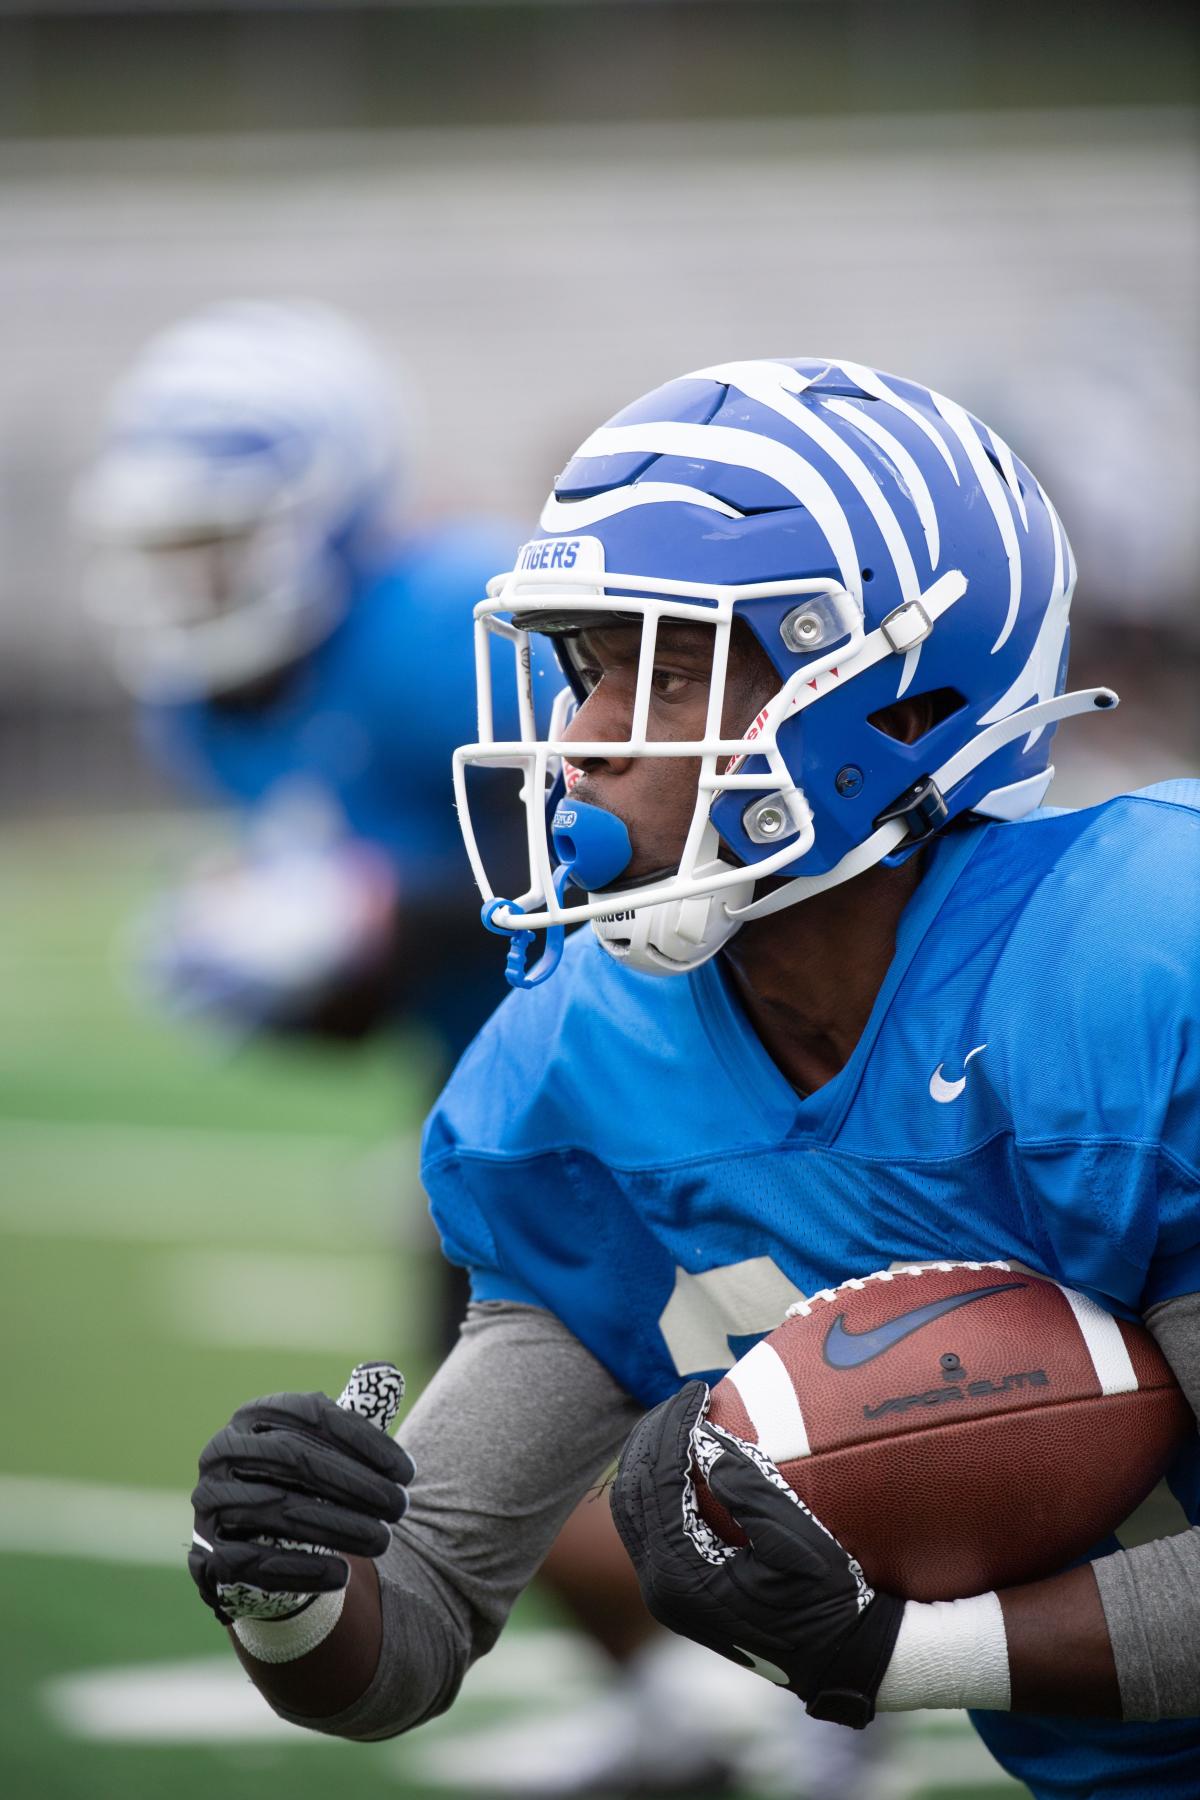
560,620,779,880
106,527,258,628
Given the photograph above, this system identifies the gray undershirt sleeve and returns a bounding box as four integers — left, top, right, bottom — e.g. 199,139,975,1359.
1092,1289,1200,1721
269,1300,642,1741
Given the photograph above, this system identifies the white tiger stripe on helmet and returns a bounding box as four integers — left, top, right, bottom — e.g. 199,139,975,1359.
1060,499,1077,590
929,389,1024,653
539,481,743,533
692,361,923,615
976,482,1072,751
569,419,862,597
1043,483,1066,607
818,393,946,698
1020,484,1065,749
820,396,942,572
1046,491,1077,601
975,568,1070,747
725,1338,812,1463
1057,1285,1139,1396
832,359,961,482
987,426,1030,531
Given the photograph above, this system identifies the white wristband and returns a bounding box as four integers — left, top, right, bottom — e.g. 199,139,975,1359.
232,1586,346,1665
876,1592,1011,1712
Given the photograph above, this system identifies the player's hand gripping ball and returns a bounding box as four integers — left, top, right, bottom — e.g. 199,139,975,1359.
699,1262,1192,1601
611,1381,904,1728
189,1362,411,1624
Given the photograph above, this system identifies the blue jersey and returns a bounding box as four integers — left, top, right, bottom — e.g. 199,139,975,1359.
141,518,531,898
423,781,1200,1800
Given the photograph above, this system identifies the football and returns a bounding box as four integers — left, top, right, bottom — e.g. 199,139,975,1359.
700,1260,1192,1602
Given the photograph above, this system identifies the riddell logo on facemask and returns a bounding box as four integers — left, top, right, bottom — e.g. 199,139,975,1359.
726,668,843,777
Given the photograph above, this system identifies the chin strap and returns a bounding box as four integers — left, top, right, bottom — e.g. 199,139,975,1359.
729,686,1117,925
591,822,755,975
482,863,572,989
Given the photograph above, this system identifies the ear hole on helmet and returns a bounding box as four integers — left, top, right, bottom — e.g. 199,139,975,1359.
868,687,966,745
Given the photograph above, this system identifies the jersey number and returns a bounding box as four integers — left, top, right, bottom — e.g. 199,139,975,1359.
658,1257,807,1377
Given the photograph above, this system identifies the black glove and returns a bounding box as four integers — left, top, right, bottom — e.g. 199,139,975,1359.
189,1388,414,1624
611,1381,904,1729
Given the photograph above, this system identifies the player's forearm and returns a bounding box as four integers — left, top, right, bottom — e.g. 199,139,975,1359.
238,1542,476,1741
881,1525,1200,1721
999,1560,1121,1716
229,1555,385,1721
1007,1288,1200,1720
876,1561,1120,1718
233,1303,641,1742
882,1290,1200,1721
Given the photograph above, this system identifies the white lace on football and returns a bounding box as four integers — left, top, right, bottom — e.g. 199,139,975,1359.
784,1260,1015,1320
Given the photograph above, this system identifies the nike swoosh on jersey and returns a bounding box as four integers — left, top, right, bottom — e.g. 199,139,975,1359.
822,1282,1026,1368
929,1042,988,1103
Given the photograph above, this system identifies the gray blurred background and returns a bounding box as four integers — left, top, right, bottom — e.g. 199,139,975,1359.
1,0,1197,817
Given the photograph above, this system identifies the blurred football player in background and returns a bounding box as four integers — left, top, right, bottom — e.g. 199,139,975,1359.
74,299,532,1062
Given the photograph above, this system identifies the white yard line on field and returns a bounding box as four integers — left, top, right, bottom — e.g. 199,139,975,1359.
0,1115,424,1246
43,1658,311,1743
43,1632,603,1745
34,1570,1008,1794
0,1475,187,1565
153,1248,404,1351
41,1636,1000,1800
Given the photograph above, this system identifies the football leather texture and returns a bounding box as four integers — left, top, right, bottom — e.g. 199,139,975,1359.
700,1260,1192,1602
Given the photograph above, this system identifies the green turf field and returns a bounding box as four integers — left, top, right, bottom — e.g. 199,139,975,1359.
0,815,1024,1800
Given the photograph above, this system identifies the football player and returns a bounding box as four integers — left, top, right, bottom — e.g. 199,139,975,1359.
189,359,1200,1800
76,299,539,1055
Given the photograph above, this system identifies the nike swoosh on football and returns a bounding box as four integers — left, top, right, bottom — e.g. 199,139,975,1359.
822,1282,1026,1369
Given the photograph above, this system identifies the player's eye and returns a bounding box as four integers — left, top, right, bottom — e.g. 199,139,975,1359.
650,668,693,699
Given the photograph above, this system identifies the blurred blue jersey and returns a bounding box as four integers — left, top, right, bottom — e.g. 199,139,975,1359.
141,518,538,899
423,781,1200,1800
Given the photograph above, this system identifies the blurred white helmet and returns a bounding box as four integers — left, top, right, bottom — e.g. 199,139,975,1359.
75,300,403,700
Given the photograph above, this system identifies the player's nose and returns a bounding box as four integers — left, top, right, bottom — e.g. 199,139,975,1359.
560,683,635,775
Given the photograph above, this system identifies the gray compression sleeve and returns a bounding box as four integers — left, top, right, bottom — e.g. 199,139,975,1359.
1092,1290,1200,1721
269,1300,642,1741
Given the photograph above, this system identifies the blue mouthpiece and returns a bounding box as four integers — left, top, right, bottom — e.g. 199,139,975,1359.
481,801,633,991
551,800,633,892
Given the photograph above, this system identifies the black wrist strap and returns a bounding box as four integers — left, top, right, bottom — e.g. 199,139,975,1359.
806,1591,905,1729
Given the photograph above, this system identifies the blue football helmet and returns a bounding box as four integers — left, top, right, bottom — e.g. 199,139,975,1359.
454,357,1116,980
75,300,402,700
